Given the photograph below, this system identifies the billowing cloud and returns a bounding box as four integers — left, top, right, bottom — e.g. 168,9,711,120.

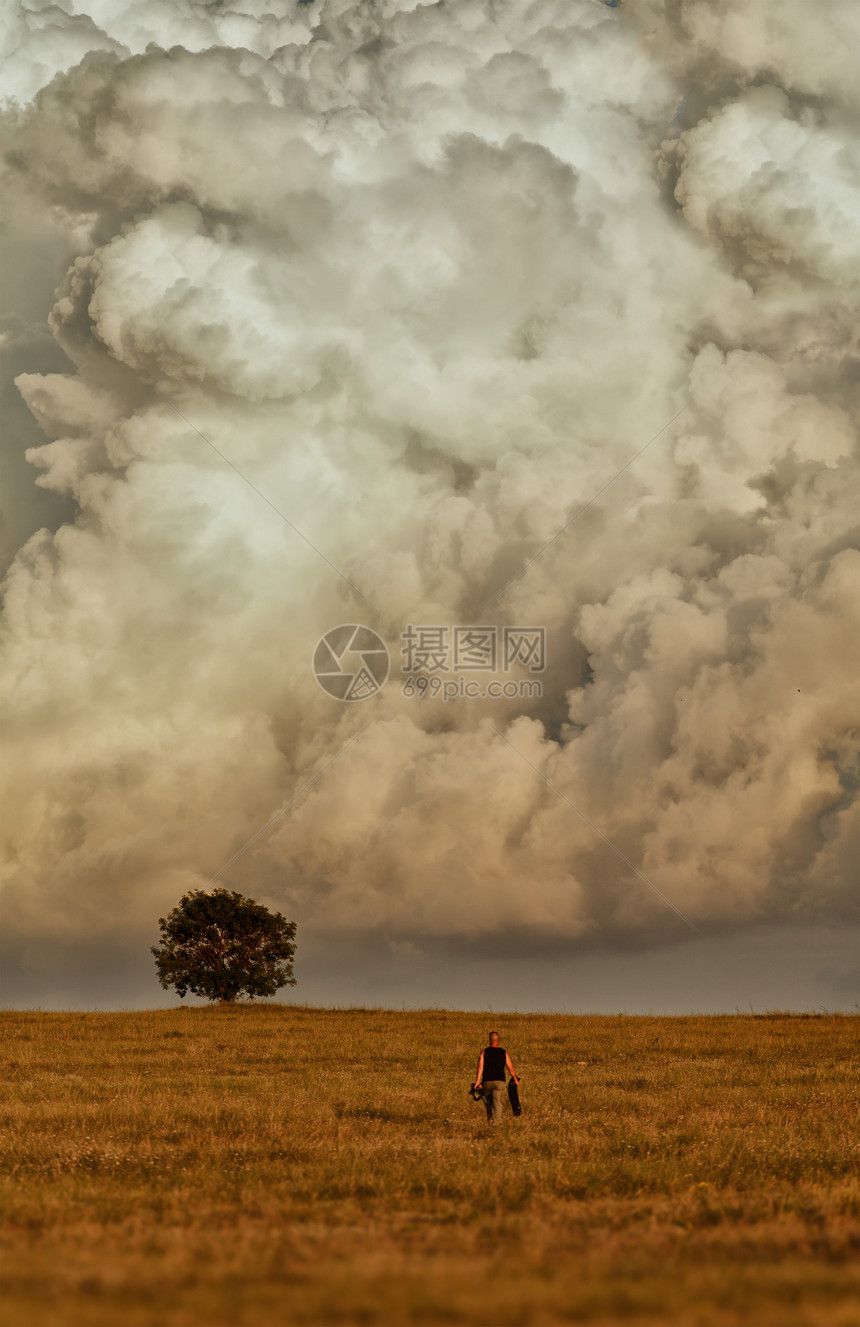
0,0,857,986
673,86,860,285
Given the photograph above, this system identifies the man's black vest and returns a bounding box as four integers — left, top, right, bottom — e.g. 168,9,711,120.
483,1046,506,1080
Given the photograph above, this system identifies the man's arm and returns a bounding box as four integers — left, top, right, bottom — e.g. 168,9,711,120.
475,1051,485,1086
505,1051,519,1084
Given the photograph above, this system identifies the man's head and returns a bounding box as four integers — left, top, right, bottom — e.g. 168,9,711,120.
489,1031,500,1046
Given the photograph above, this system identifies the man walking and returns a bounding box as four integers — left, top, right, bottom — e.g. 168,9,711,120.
474,1031,519,1123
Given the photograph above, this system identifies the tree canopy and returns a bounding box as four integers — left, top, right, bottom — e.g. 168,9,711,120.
151,888,297,1003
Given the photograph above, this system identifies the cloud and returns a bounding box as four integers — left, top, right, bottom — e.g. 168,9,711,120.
674,86,860,286
638,0,860,112
0,0,857,983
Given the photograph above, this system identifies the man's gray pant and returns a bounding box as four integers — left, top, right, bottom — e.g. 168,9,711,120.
483,1080,507,1123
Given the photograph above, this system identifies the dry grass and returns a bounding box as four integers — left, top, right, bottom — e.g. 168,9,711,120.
1,1007,858,1326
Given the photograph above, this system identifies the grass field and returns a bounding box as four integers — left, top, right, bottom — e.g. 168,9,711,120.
1,1008,858,1327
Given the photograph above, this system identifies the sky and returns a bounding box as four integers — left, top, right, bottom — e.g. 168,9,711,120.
1,0,858,1014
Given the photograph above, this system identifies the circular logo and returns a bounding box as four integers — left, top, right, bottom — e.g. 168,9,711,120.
312,624,389,701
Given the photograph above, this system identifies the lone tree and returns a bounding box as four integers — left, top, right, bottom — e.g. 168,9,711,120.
152,888,297,1003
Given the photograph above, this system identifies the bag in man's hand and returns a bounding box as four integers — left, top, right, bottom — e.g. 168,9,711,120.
469,1083,484,1101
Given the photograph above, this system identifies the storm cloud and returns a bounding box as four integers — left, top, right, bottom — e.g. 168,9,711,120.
1,0,858,1003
